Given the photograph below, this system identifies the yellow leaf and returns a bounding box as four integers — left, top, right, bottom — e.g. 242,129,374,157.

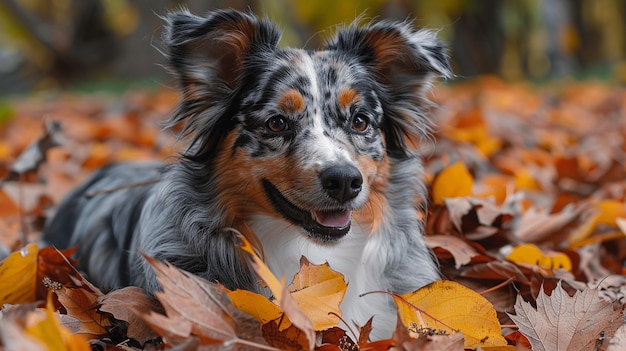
238,234,285,301
25,292,90,351
506,243,572,271
595,200,626,226
432,162,474,205
567,213,600,248
514,169,541,191
226,289,284,325
289,258,346,330
238,235,315,349
394,280,507,349
0,243,38,305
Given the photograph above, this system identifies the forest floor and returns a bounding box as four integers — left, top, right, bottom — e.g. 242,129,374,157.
1,77,626,350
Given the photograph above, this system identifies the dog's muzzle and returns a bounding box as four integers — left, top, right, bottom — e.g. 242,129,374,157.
262,165,362,242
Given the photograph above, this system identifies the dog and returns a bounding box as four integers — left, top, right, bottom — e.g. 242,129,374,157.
43,9,451,339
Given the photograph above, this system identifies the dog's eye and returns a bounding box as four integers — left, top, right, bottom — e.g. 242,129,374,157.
351,114,369,132
266,116,289,133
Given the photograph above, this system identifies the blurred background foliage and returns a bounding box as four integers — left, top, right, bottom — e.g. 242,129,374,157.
0,0,624,94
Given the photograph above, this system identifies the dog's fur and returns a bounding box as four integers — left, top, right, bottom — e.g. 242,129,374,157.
43,9,450,339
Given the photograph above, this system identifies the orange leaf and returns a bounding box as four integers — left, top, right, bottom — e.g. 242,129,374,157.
288,257,346,330
226,289,284,325
431,162,473,205
238,235,315,349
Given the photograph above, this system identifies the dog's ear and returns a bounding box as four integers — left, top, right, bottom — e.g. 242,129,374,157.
163,9,281,160
326,21,452,158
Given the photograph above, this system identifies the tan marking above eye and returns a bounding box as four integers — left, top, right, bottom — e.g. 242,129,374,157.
338,88,360,109
278,89,305,113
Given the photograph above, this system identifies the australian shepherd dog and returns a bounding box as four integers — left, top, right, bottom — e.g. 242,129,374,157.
43,9,451,338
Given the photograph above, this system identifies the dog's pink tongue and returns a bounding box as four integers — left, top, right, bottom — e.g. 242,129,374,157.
314,209,351,228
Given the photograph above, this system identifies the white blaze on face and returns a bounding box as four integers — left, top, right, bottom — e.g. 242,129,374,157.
299,52,354,172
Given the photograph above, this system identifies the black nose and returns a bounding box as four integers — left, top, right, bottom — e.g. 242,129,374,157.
319,164,363,203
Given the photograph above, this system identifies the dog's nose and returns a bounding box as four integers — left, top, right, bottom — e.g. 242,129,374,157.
319,165,363,203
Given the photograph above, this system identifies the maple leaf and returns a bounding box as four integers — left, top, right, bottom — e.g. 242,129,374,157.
137,255,272,350
289,257,346,330
509,281,625,351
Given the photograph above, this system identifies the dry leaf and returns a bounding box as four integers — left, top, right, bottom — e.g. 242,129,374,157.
138,255,269,349
288,257,346,330
432,162,474,205
0,244,38,305
238,234,316,350
425,235,481,269
53,283,110,338
5,120,63,180
607,323,626,351
0,293,90,351
98,286,162,344
509,281,625,351
393,280,507,349
504,243,572,271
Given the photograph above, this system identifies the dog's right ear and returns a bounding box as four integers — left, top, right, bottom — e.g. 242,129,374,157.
162,9,281,160
164,9,280,97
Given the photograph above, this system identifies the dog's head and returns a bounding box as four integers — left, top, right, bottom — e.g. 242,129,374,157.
163,9,451,244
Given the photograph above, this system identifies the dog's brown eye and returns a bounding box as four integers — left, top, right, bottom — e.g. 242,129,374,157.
351,114,369,132
266,116,289,133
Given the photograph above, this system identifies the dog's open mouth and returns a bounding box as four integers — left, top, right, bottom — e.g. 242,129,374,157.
262,179,351,242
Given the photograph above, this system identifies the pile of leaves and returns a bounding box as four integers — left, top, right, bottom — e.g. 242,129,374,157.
1,77,626,350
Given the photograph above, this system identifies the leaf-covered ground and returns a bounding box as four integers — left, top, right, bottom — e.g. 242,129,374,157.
1,77,626,350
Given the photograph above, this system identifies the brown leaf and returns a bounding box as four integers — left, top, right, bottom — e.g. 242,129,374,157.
425,235,482,269
514,205,582,243
607,323,626,351
138,255,269,349
510,281,625,351
52,281,111,338
5,120,63,180
98,286,162,344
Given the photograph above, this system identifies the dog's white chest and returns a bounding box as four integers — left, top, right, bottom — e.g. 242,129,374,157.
249,215,396,338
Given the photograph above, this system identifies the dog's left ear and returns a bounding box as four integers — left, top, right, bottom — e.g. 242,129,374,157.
326,21,452,158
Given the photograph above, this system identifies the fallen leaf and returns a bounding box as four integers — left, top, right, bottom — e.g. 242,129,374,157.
393,280,507,349
51,281,111,338
98,286,162,344
509,281,624,351
607,323,626,351
289,257,346,330
0,244,37,305
237,234,316,350
25,293,90,351
425,235,481,269
138,255,269,349
226,289,284,325
5,120,63,180
432,162,474,205
504,243,572,271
